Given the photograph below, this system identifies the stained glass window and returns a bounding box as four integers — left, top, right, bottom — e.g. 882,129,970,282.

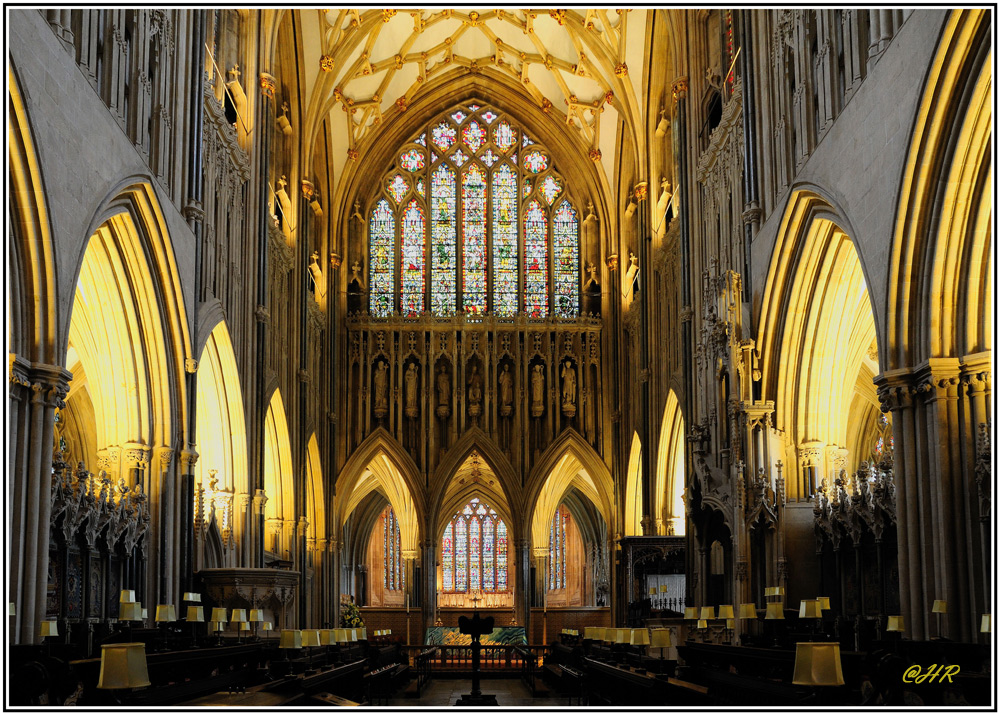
430,165,457,315
524,200,548,317
368,105,580,320
399,148,425,171
553,202,579,318
382,506,403,591
400,199,425,315
440,497,509,593
462,165,487,315
492,164,518,317
548,505,568,590
369,199,394,317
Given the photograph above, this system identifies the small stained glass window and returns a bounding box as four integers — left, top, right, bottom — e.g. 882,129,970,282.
369,199,395,317
399,148,425,171
524,200,548,317
432,122,457,150
480,109,498,124
540,175,562,204
493,120,516,152
480,149,498,167
462,121,487,153
523,150,548,174
387,174,409,203
450,148,469,167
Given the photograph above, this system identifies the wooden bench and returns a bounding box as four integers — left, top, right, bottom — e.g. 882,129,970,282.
403,647,437,698
515,646,549,697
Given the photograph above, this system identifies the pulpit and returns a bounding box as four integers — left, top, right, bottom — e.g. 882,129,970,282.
454,612,498,706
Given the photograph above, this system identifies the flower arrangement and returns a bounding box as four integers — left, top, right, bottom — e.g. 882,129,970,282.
340,600,365,629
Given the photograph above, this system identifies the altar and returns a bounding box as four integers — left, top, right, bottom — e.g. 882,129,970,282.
424,625,526,646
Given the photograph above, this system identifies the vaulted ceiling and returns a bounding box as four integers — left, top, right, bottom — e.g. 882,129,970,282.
297,9,652,197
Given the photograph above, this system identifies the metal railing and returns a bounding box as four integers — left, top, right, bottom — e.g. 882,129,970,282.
403,644,549,673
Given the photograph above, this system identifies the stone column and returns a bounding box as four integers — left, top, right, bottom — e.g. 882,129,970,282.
8,357,33,643
252,490,268,566
515,539,531,636
421,540,436,633
20,364,71,644
154,446,176,604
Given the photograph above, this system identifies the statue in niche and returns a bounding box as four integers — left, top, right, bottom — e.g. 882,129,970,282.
374,360,388,416
530,364,545,417
404,362,419,418
561,360,577,416
436,364,451,418
467,364,483,418
498,364,513,417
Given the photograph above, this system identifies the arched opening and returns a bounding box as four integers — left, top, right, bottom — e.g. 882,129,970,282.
757,193,880,501
193,321,248,568
654,390,686,535
624,432,643,536
263,390,295,560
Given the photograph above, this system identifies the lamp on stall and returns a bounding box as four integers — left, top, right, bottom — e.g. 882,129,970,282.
39,619,59,640
718,606,735,640
765,603,785,620
97,642,151,698
584,626,599,640
249,609,265,640
301,629,321,666
630,628,650,657
792,642,844,687
799,599,823,635
932,600,947,639
738,603,757,619
818,596,831,611
183,592,201,604
359,627,367,641
349,628,359,643
320,629,336,646
186,605,204,646
684,607,699,621
981,615,992,633
210,607,228,645
230,609,248,643
650,628,672,670
697,619,708,630
155,604,176,624
119,590,136,605
261,622,273,639
699,607,715,621
334,628,349,645
886,615,904,649
279,629,302,661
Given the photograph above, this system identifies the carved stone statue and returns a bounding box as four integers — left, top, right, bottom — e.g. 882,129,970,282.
561,360,577,416
436,364,451,418
531,364,545,417
467,364,483,418
404,362,419,418
498,364,513,417
374,360,388,416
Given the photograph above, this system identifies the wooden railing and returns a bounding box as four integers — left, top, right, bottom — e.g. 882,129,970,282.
403,644,549,673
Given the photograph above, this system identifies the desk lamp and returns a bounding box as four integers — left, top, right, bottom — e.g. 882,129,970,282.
186,605,204,646
650,628,672,671
792,641,845,701
630,627,650,658
799,599,823,636
210,607,228,645
932,600,947,638
231,609,248,643
97,642,150,704
279,629,302,662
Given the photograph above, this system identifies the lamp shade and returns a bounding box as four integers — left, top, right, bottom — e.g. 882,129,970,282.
261,622,273,632
684,607,699,620
208,622,221,632
141,608,148,620
630,628,650,646
301,629,321,647
239,622,251,632
818,597,831,611
320,629,336,645
359,628,367,640
186,606,204,622
249,609,264,623
155,604,177,623
614,628,629,644
726,619,736,629
659,584,669,593
349,628,359,642
981,615,992,633
334,628,348,643
932,600,948,614
39,620,59,637
765,603,785,620
584,627,599,639
649,587,656,596
279,630,302,649
697,619,708,629
792,642,845,686
210,607,228,623
799,600,822,619
650,629,672,649
182,592,201,603
119,602,142,622
717,605,735,620
699,607,715,620
97,642,151,689
738,603,757,619
886,616,905,632
593,627,606,642
119,590,136,604
764,587,777,597
230,609,247,623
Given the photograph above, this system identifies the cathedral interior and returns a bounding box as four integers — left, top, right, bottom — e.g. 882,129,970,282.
6,7,994,708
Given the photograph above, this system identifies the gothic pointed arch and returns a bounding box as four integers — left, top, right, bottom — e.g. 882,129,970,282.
887,8,991,368
305,434,325,544
654,389,686,535
755,188,879,500
624,432,643,536
8,65,57,365
262,389,295,532
430,428,519,530
335,427,425,554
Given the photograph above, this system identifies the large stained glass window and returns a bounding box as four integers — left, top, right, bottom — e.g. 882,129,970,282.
368,103,580,318
382,506,403,591
441,497,509,593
